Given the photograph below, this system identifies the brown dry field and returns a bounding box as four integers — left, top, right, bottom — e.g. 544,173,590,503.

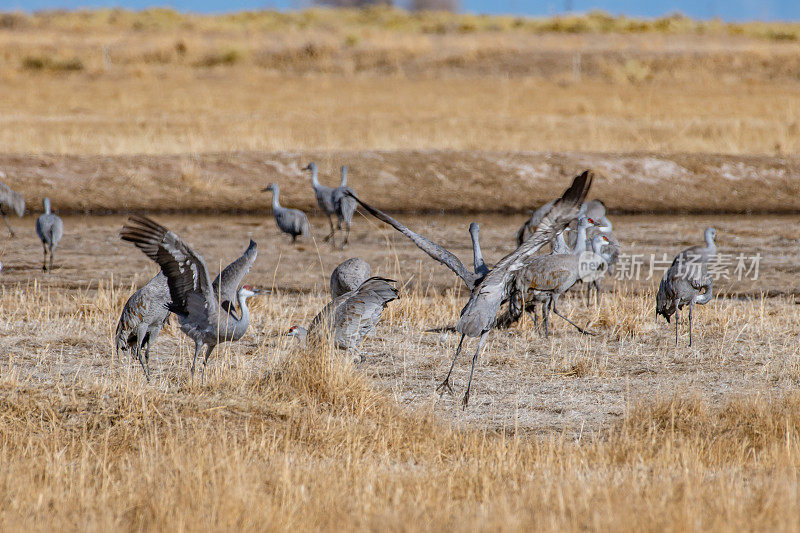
2,211,800,529
4,9,800,530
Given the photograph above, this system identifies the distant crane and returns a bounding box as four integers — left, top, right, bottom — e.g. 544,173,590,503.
262,183,310,243
330,257,371,298
0,177,24,237
286,276,398,362
303,162,337,242
656,227,717,347
120,215,261,380
346,171,592,407
115,271,171,380
584,215,620,305
35,197,63,272
331,165,357,247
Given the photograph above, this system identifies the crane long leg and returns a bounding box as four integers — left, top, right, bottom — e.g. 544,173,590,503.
191,342,204,383
674,308,680,347
135,325,149,381
437,333,465,395
41,243,48,272
462,330,490,409
49,245,56,271
201,344,216,384
323,215,335,242
343,222,351,247
551,299,596,336
0,207,14,238
688,303,694,347
543,299,551,337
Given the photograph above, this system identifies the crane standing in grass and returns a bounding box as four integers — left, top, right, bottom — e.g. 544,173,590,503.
115,271,171,380
303,162,337,242
262,183,310,243
0,177,24,238
35,197,63,272
346,171,593,407
121,215,262,380
331,165,357,247
656,227,717,347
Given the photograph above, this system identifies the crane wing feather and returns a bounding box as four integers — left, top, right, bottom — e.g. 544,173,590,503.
345,191,477,289
213,239,257,307
120,215,215,317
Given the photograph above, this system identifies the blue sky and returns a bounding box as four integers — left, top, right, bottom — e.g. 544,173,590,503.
2,0,798,22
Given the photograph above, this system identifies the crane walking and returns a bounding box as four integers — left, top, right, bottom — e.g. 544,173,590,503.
115,271,171,380
656,227,717,347
0,178,24,237
35,197,63,272
346,170,593,407
262,183,310,243
331,165,357,247
120,215,262,380
303,162,338,242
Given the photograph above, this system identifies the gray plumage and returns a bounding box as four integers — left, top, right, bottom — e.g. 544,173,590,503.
0,177,24,237
515,199,556,246
331,166,357,247
35,197,63,272
287,276,399,361
213,238,258,315
330,257,371,298
516,233,609,336
262,183,310,243
347,171,593,407
120,215,261,379
583,215,620,304
656,227,717,347
115,271,171,380
303,162,338,243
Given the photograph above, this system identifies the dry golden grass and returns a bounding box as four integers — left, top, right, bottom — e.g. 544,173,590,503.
2,275,800,530
0,9,798,155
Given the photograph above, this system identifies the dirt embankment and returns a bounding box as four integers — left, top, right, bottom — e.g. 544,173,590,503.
3,151,798,214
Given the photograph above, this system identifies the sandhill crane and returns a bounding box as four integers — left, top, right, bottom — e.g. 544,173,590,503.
115,271,171,380
515,199,556,246
286,276,398,361
330,257,371,298
35,197,63,272
518,234,609,336
120,216,262,380
584,216,620,304
303,162,337,242
0,177,24,237
346,171,592,407
656,227,717,347
262,183,310,243
331,165,357,247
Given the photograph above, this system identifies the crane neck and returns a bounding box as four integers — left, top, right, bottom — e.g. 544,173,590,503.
233,292,252,340
469,223,487,275
43,197,51,214
572,218,590,255
310,166,319,187
270,186,281,211
340,167,348,187
554,232,570,254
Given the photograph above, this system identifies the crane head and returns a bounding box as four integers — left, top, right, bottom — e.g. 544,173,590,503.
302,162,316,172
285,325,308,340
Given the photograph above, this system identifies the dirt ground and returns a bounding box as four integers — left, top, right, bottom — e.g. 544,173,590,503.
2,211,798,435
